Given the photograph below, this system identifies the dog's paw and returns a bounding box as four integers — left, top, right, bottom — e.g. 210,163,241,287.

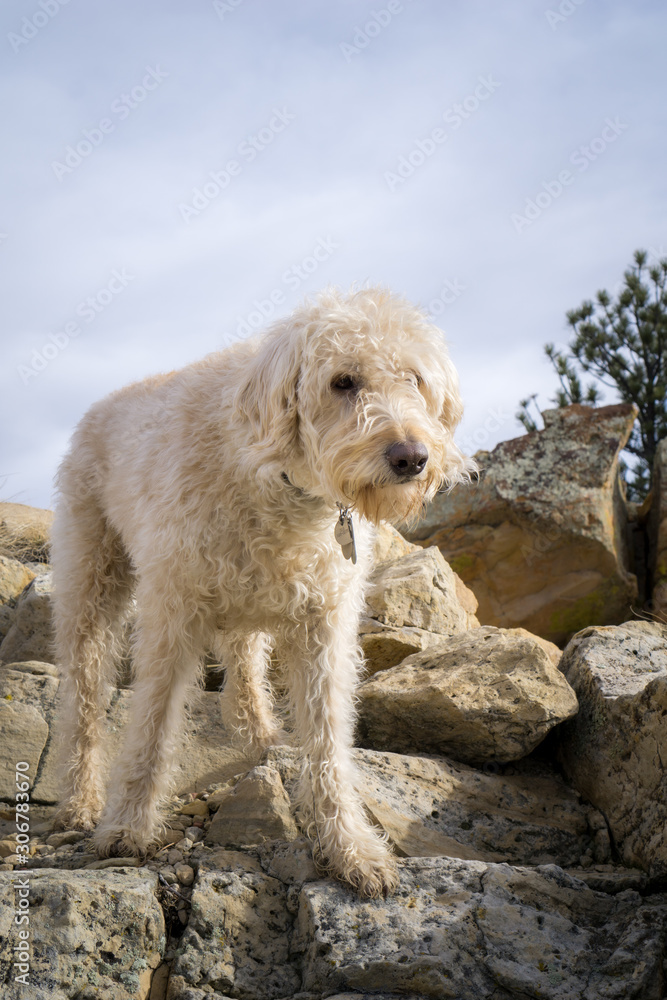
340,856,401,899
94,830,150,860
53,800,101,833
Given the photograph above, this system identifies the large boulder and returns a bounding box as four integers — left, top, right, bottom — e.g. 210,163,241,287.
265,746,609,868
0,868,165,999
167,843,667,1000
356,626,578,763
557,621,667,875
405,404,639,645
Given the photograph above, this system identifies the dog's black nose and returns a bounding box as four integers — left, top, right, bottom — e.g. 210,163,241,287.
386,440,429,477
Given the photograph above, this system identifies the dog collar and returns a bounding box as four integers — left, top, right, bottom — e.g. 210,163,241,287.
281,473,357,564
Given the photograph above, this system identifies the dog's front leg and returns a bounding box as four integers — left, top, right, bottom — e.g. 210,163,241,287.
285,610,399,898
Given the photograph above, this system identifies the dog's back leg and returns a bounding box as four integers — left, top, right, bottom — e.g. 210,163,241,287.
93,579,203,857
52,495,133,831
216,630,287,749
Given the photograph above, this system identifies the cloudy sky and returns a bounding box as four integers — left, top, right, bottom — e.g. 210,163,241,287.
1,0,665,509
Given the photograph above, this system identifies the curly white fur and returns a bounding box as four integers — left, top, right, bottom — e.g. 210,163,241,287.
51,286,473,897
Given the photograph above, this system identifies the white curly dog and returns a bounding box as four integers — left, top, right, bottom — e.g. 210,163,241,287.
51,286,472,897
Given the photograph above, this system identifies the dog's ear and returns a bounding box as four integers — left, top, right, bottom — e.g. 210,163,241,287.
236,323,302,457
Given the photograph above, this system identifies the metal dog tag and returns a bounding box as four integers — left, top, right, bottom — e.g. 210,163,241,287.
335,506,357,564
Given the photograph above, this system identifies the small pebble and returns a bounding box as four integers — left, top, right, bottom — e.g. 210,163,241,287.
184,826,203,843
180,800,209,818
160,869,177,885
167,849,184,866
176,838,193,852
175,864,195,886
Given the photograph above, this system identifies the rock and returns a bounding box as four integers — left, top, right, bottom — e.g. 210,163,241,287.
207,764,299,848
358,619,447,675
406,403,639,645
0,702,49,799
0,868,165,999
175,863,195,886
372,522,420,565
557,621,667,875
365,546,478,633
0,501,53,564
0,660,61,815
179,799,209,817
297,858,666,999
361,546,479,675
649,438,667,618
169,844,667,999
170,849,302,999
356,626,578,763
265,745,608,868
0,555,34,606
0,573,54,664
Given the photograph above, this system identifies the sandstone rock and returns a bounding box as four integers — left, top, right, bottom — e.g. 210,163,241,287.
372,522,420,565
207,764,299,848
366,545,478,633
170,849,301,999
357,626,578,763
265,745,608,868
557,621,667,875
0,702,48,799
297,858,666,999
170,844,667,999
0,868,165,999
0,501,53,564
0,572,54,664
358,619,446,674
0,555,34,606
361,545,478,674
649,437,667,618
406,404,638,645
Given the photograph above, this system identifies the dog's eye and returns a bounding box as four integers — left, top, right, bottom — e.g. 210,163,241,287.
331,375,358,392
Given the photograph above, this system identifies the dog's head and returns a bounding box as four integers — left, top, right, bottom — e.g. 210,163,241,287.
237,286,475,525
